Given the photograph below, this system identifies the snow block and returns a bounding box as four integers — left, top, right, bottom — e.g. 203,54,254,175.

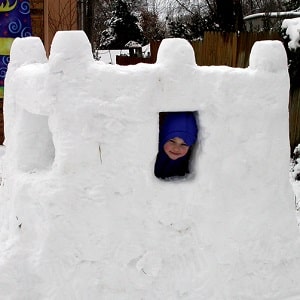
156,38,196,67
249,40,288,72
3,37,54,172
9,36,47,66
1,31,300,299
49,30,94,74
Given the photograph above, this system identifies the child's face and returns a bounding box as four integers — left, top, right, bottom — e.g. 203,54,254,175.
163,137,190,160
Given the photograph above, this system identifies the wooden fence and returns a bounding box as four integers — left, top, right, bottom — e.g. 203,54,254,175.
117,32,282,67
118,31,300,153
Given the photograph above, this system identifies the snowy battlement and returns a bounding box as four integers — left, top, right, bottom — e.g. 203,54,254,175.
3,31,291,175
1,31,300,299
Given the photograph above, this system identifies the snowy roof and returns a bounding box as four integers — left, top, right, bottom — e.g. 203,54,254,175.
125,40,142,48
244,11,300,21
243,10,300,51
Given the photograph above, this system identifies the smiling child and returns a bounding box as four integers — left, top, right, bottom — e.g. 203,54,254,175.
154,112,198,179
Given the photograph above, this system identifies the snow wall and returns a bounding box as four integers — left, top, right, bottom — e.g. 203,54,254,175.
1,31,300,299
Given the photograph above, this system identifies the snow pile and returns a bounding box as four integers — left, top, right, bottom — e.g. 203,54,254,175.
1,31,300,299
282,17,300,49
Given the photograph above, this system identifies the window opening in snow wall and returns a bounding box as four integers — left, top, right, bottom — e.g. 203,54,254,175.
154,111,198,180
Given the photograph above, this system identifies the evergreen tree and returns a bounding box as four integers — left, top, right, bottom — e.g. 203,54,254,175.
168,13,218,40
283,0,300,11
140,9,166,41
215,0,245,32
168,19,192,39
100,0,145,49
188,11,219,38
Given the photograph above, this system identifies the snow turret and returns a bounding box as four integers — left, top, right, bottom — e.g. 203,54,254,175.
249,40,288,72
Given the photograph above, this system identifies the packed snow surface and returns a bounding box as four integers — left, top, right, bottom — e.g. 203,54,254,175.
1,31,300,299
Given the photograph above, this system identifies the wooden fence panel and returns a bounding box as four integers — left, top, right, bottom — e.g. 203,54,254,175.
236,31,282,68
150,41,161,63
192,31,282,67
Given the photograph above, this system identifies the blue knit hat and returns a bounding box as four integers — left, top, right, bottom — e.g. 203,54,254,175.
160,112,198,148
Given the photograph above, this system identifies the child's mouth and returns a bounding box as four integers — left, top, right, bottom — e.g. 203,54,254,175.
169,152,181,157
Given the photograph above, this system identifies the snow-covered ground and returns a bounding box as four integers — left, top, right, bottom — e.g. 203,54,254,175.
0,24,300,298
96,44,150,64
96,49,129,64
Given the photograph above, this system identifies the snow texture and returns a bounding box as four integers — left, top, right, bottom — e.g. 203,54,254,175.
282,17,300,50
1,31,300,299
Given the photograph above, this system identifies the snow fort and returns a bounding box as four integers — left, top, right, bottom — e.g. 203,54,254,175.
1,31,300,299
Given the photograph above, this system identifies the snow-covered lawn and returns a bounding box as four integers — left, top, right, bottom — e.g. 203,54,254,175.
96,44,150,64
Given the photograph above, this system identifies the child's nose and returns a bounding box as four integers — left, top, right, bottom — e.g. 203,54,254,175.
173,144,181,152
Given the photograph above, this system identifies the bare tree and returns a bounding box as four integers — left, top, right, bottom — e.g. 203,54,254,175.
48,0,77,35
85,0,297,51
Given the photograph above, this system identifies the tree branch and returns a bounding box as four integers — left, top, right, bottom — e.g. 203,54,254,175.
203,0,215,14
173,0,195,15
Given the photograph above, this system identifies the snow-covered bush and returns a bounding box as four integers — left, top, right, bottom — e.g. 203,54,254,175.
291,144,300,181
282,17,300,89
